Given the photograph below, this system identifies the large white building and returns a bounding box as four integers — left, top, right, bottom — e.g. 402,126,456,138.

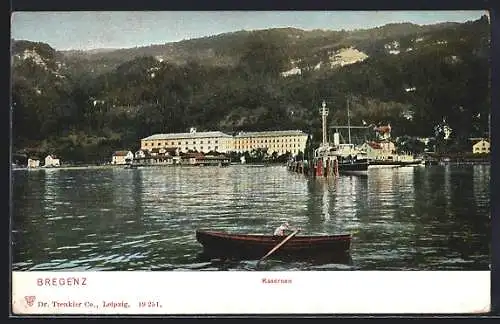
140,128,309,156
141,128,233,154
233,130,309,156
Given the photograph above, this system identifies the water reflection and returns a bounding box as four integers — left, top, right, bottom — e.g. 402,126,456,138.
12,164,490,271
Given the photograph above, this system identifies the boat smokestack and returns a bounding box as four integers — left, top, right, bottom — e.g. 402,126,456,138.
333,132,340,146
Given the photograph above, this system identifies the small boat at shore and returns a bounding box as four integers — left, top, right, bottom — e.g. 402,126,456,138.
195,230,352,261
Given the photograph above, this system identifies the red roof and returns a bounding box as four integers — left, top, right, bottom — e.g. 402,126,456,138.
113,151,131,156
373,125,392,134
367,142,382,149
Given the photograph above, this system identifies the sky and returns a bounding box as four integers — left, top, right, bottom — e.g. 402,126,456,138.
11,11,487,51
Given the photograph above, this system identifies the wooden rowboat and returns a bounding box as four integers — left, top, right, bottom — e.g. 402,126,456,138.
195,230,352,261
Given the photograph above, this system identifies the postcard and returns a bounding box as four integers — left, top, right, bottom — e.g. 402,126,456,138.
10,10,491,315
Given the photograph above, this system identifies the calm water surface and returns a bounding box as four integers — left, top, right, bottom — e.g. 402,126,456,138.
12,164,490,271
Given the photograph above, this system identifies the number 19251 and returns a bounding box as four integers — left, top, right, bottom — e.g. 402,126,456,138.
138,301,162,308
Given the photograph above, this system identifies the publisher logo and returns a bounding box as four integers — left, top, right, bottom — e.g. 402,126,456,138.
24,296,36,307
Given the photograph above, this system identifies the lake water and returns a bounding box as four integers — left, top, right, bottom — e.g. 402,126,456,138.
11,164,490,271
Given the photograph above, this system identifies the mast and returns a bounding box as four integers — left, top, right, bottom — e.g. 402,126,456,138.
320,100,329,147
488,113,491,142
347,96,352,145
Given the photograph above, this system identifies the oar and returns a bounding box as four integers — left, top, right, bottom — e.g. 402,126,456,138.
256,229,300,269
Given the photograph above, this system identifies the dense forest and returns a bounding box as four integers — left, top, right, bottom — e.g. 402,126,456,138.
10,15,490,164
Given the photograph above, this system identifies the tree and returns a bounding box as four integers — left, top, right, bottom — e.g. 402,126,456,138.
238,31,290,78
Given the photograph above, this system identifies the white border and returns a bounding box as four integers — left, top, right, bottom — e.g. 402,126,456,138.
11,271,490,315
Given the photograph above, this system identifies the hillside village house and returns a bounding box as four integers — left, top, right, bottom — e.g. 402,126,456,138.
44,154,60,167
233,130,308,156
112,151,134,165
27,158,40,168
472,139,490,154
141,128,234,154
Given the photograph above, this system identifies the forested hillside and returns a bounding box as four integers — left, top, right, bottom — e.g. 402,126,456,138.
10,15,490,163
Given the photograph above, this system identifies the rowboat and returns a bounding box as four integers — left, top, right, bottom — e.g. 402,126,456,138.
195,230,352,261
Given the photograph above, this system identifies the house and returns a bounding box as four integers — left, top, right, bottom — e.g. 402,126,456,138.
134,150,153,165
44,155,60,167
134,150,150,159
373,124,392,140
112,151,134,165
27,158,40,168
472,139,490,154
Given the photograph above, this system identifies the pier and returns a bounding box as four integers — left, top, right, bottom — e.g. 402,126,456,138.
287,158,339,178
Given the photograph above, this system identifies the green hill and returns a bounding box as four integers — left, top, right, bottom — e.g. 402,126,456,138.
10,15,490,163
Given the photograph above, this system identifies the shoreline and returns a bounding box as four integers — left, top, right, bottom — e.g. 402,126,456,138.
12,160,490,172
12,162,280,171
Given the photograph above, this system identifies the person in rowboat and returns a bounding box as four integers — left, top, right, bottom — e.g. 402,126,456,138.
273,222,299,236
